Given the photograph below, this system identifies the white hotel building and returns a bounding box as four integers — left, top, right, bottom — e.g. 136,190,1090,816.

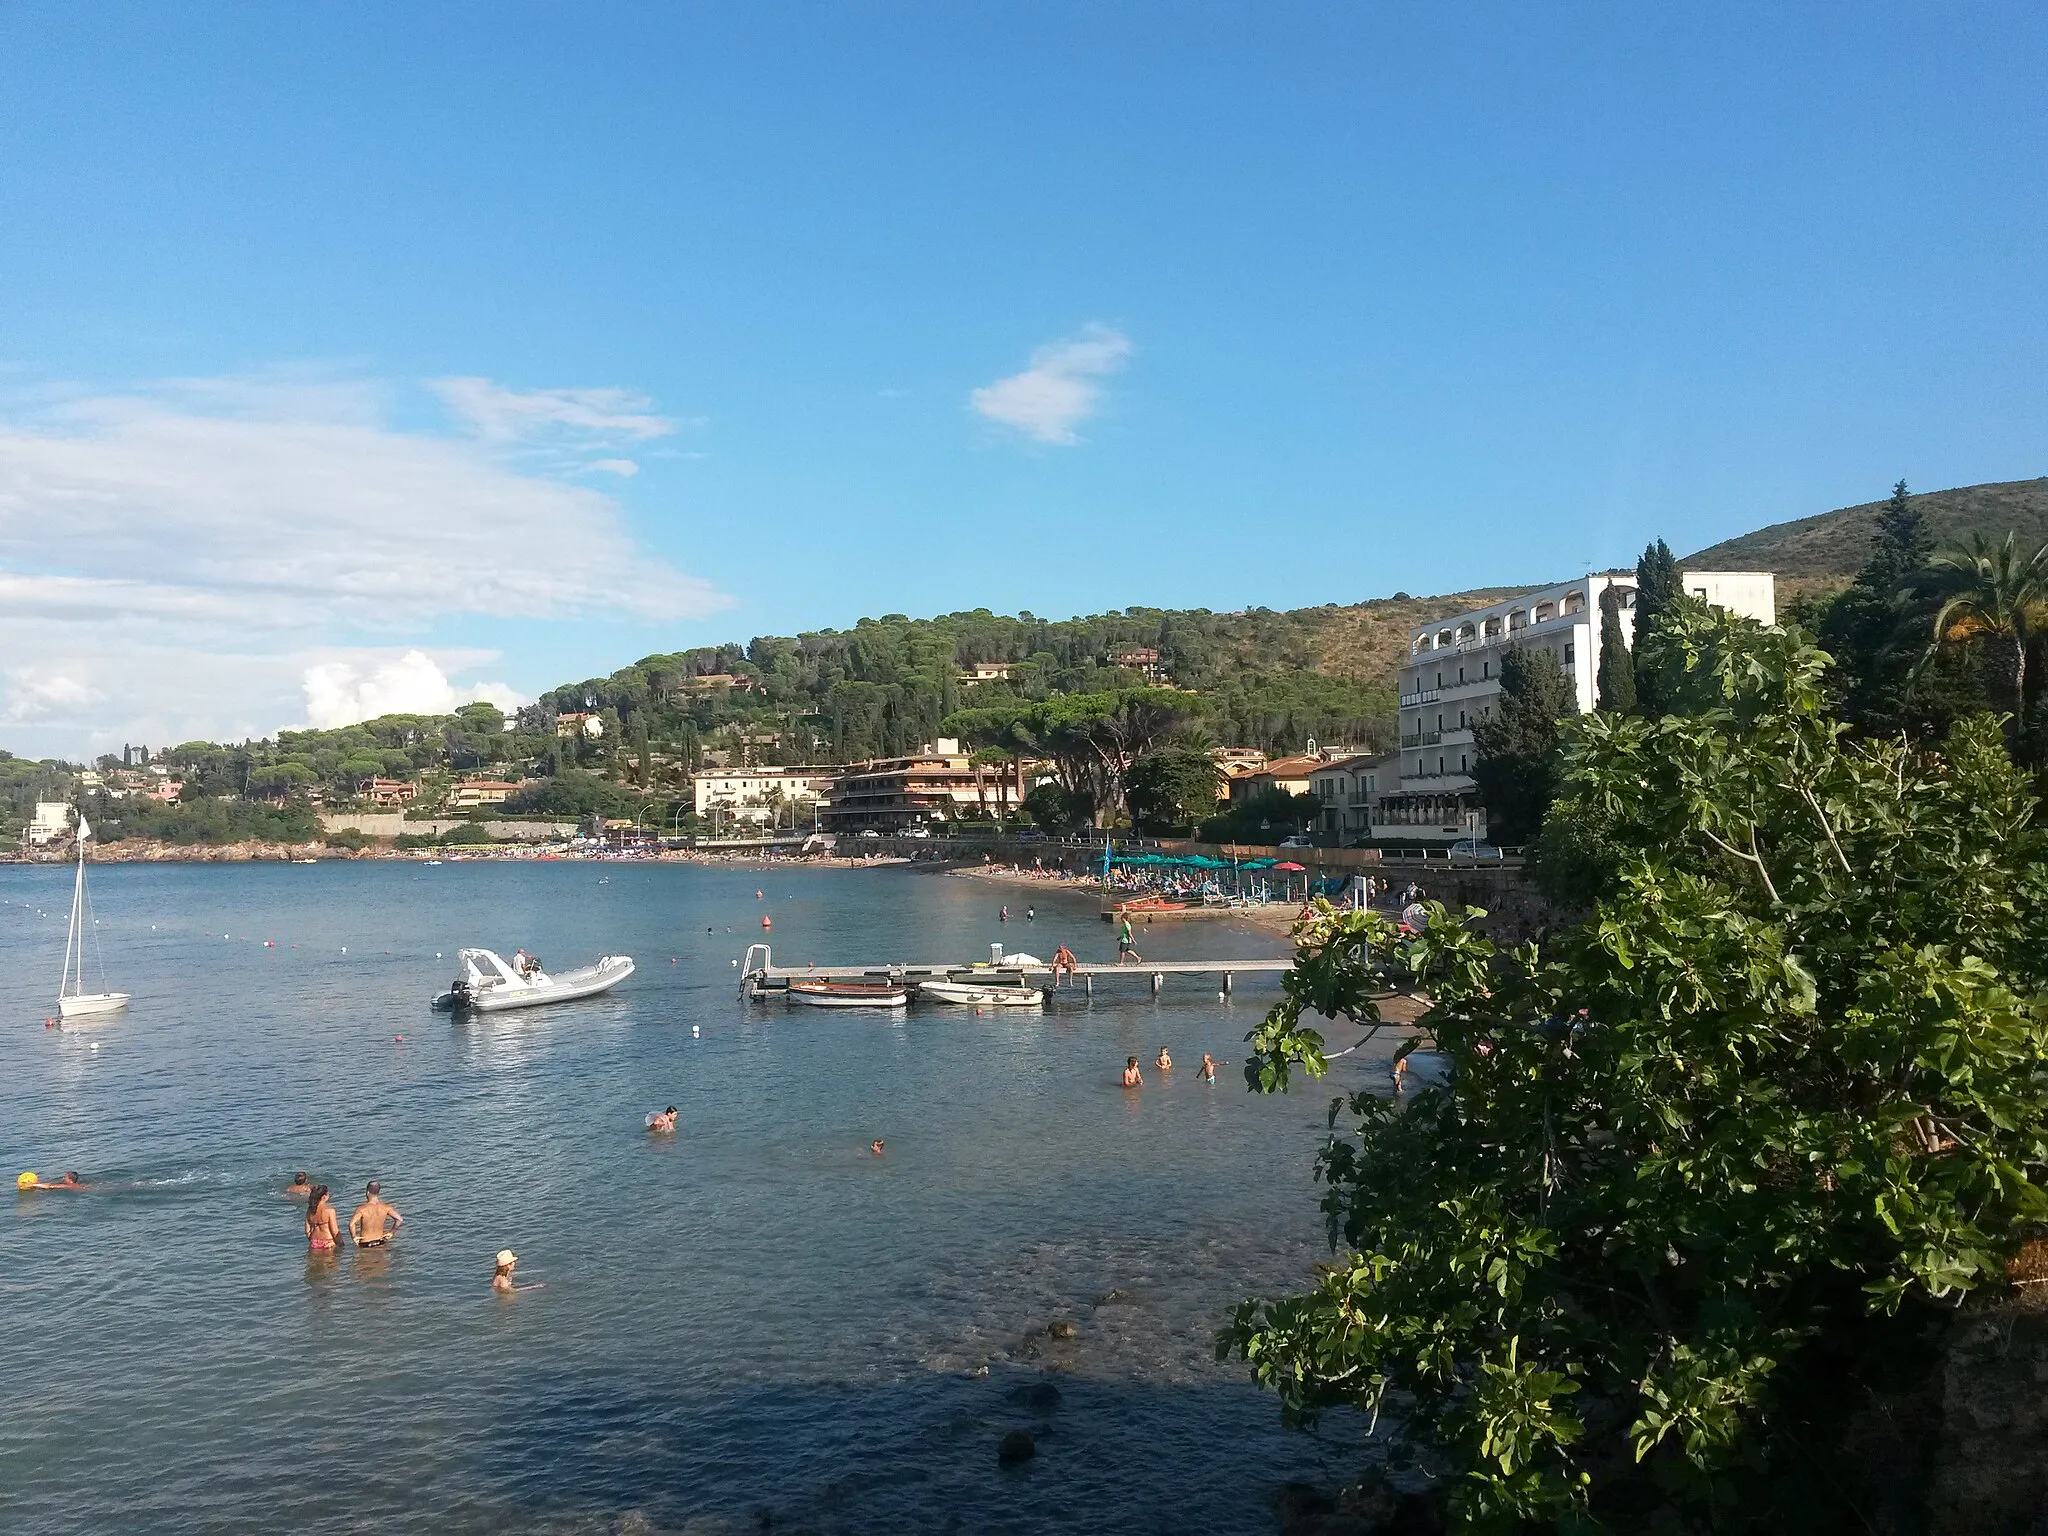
1379,570,1776,846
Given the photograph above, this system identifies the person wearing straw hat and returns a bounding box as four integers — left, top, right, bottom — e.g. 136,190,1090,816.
492,1249,543,1295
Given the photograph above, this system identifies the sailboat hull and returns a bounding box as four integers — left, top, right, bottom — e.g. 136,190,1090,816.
58,992,129,1019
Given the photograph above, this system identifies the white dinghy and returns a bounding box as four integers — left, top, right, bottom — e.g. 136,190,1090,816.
432,948,634,1013
916,977,1044,1008
58,813,128,1020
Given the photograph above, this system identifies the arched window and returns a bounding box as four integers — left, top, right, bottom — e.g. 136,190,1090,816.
1436,630,1453,648
1483,616,1502,638
1507,609,1527,630
1456,622,1476,642
1534,601,1556,623
1563,590,1586,615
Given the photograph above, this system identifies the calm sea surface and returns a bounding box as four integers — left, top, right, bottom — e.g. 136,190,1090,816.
1,860,1393,1534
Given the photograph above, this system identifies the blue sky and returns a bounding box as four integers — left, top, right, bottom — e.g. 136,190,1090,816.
3,4,2044,755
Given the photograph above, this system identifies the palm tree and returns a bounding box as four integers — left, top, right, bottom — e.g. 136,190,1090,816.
1920,532,2048,754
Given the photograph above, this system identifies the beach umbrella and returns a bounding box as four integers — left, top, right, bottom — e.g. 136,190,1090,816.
1272,861,1306,871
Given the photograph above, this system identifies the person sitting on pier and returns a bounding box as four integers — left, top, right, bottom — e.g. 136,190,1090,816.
1122,1056,1143,1088
1050,943,1078,986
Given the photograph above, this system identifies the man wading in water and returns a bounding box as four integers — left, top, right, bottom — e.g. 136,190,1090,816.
350,1181,403,1248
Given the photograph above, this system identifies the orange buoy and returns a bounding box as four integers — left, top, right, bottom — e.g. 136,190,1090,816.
761,915,772,929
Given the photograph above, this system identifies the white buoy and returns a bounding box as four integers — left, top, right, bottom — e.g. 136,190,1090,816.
693,1025,701,1037
90,1042,100,1051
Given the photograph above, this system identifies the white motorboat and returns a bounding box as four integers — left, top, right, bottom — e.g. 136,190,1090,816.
784,979,910,1008
58,813,128,1020
917,977,1044,1008
432,948,634,1012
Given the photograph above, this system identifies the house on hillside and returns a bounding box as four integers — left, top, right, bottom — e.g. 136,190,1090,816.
555,711,605,739
1106,645,1166,682
957,661,1016,683
447,779,523,809
360,777,418,807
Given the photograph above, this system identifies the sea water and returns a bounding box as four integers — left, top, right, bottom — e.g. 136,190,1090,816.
0,861,1394,1534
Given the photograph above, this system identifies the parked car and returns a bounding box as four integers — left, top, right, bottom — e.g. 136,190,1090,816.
1278,834,1316,849
1013,829,1046,842
899,825,932,839
1448,838,1504,866
858,829,882,839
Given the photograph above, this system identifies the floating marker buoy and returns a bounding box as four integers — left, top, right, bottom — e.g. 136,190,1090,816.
45,1018,55,1028
265,940,274,948
692,1025,700,1037
90,1042,100,1051
730,958,738,966
761,916,771,929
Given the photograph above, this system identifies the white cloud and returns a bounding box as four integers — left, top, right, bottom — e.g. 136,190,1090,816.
4,669,100,723
589,458,641,477
431,377,677,444
301,650,525,730
0,372,729,756
969,324,1132,445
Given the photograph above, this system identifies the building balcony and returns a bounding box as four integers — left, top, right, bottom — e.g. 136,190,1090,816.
1397,687,1440,708
1399,730,1441,749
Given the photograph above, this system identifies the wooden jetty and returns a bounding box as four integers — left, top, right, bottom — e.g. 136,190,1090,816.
739,944,1289,999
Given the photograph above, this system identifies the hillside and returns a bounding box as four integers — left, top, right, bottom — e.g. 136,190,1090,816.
1684,477,2048,588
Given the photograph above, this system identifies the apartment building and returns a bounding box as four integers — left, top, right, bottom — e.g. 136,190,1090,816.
694,765,843,828
818,739,1034,832
1309,753,1395,843
1378,569,1775,845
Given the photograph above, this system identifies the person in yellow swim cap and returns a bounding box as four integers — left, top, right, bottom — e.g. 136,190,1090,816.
16,1171,35,1190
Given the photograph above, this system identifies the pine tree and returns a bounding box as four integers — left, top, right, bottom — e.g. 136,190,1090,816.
1869,479,1931,589
1632,539,1681,714
1597,584,1637,713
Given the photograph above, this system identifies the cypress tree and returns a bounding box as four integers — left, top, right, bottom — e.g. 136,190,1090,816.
1633,539,1681,714
1472,646,1579,844
1597,585,1637,712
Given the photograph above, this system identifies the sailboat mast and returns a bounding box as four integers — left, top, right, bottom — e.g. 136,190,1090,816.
63,833,86,998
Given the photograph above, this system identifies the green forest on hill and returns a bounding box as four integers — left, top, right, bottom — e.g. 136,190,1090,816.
11,478,2048,845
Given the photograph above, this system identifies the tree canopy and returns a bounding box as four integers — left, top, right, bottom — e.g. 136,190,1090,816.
1228,605,2048,1528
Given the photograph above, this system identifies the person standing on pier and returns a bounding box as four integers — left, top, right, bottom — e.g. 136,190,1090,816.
1116,917,1142,964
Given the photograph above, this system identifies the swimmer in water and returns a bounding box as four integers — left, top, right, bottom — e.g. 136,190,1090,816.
1155,1046,1172,1072
349,1181,403,1248
1392,1054,1410,1093
286,1171,311,1199
1026,906,1035,921
492,1249,544,1295
1000,905,1009,923
305,1185,340,1253
1198,1053,1217,1082
1122,1056,1143,1088
870,1139,885,1157
646,1106,678,1133
17,1170,89,1191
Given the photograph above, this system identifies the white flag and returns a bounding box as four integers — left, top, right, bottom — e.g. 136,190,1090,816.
76,814,91,841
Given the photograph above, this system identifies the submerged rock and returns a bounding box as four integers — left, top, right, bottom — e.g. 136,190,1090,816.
1006,1381,1062,1414
1047,1320,1078,1340
997,1429,1037,1465
1094,1287,1131,1306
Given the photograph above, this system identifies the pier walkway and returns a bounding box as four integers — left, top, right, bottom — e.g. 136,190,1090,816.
740,944,1290,998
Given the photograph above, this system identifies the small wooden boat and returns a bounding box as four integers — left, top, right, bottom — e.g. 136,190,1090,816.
785,979,910,1008
917,978,1044,1008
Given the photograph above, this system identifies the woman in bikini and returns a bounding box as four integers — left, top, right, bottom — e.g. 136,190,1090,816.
305,1184,340,1254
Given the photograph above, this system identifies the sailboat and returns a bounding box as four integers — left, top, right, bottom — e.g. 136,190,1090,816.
58,813,128,1019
